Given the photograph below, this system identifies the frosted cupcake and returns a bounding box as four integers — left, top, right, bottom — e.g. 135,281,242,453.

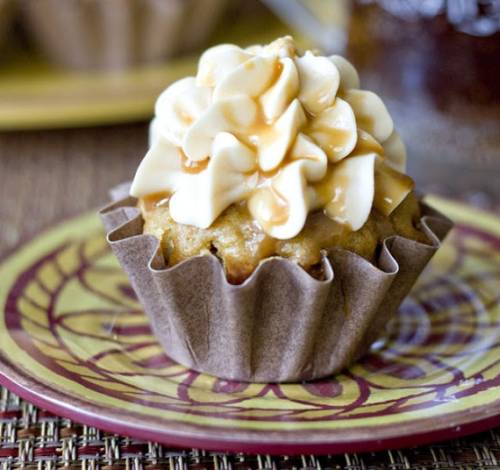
21,0,226,70
102,37,452,382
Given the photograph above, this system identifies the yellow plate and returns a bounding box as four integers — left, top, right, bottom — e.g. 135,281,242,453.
0,196,499,454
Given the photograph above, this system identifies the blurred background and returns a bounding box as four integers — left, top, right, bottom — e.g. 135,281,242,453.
0,0,499,252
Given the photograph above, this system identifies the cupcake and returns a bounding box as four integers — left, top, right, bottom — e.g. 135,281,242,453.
21,0,227,70
101,37,452,382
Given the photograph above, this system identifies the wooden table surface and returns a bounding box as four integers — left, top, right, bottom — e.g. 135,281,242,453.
0,124,148,254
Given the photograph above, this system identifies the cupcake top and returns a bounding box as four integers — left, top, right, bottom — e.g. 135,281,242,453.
131,36,413,240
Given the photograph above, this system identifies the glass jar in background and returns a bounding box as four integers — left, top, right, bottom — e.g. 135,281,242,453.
360,0,500,36
348,2,500,210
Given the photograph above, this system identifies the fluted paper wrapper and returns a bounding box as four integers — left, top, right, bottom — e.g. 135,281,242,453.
21,0,226,70
100,182,453,383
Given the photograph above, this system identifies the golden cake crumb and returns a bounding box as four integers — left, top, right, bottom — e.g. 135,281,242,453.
139,192,428,284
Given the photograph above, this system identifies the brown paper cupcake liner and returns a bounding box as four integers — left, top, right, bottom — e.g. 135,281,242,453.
21,0,227,70
100,182,453,383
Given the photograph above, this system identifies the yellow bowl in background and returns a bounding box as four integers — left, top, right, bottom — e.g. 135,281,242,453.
0,14,307,130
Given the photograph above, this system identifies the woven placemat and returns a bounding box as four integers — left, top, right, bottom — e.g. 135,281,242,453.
0,385,498,469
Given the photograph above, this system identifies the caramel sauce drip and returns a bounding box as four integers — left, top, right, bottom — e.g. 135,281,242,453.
353,128,383,156
259,164,281,180
179,110,194,125
323,173,352,228
313,166,336,207
142,192,171,212
180,149,209,174
154,49,407,236
249,186,289,232
374,163,414,216
175,103,194,126
269,60,284,86
342,90,376,136
221,61,284,134
308,124,352,158
240,61,288,147
356,115,375,136
257,124,279,150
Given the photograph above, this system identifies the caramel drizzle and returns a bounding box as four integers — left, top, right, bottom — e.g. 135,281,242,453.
374,162,414,216
248,185,289,233
180,148,209,174
152,52,412,233
141,192,171,212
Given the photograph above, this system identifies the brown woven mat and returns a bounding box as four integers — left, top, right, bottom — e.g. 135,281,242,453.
0,385,498,469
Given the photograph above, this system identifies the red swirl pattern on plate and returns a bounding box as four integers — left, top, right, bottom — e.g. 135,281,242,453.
3,221,499,427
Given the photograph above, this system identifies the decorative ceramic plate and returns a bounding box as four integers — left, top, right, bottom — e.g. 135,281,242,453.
0,196,499,455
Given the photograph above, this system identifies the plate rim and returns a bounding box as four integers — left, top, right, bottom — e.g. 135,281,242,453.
0,360,499,455
0,195,499,455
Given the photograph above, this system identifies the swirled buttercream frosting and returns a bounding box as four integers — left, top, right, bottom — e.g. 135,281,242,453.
131,36,413,239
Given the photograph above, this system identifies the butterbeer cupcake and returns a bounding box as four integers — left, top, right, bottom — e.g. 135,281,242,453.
101,37,452,382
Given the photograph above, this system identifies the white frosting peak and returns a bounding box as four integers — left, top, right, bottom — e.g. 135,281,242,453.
132,37,411,239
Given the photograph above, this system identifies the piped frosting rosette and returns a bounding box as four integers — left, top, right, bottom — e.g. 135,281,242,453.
101,37,453,382
131,36,413,239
